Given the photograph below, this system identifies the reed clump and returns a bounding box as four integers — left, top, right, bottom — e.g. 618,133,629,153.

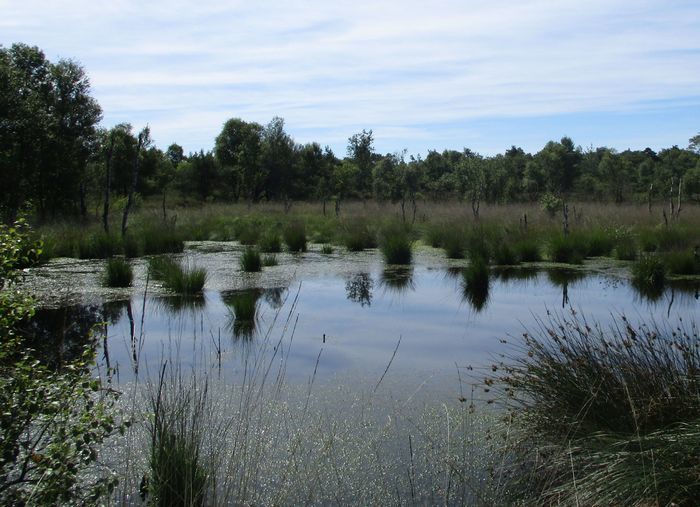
631,254,666,291
103,257,133,287
240,248,262,272
283,222,307,253
490,312,700,505
379,224,413,265
149,256,207,295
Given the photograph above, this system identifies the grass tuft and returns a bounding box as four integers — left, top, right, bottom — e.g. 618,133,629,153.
240,248,262,272
379,225,413,265
149,256,206,295
103,257,133,287
283,222,307,253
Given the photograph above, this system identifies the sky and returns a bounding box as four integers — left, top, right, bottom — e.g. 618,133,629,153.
2,0,699,157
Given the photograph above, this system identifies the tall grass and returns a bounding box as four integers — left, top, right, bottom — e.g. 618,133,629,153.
103,257,133,287
547,234,584,264
341,220,377,251
283,222,307,253
489,311,700,505
148,256,207,295
239,248,262,272
379,225,413,265
223,290,260,339
258,230,282,253
631,254,666,293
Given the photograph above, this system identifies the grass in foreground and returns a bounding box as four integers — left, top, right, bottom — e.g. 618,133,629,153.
488,311,700,505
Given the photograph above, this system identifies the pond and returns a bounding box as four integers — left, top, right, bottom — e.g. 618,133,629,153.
22,242,700,394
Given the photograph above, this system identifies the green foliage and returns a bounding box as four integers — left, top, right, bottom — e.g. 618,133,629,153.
240,248,262,272
492,240,519,266
539,192,562,218
320,244,334,255
442,230,466,259
235,220,260,245
461,258,490,311
379,225,413,265
283,222,307,253
490,312,700,505
0,220,121,504
104,257,133,287
465,230,491,264
580,228,615,257
139,225,185,256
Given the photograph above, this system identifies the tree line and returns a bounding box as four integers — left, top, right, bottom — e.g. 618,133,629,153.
3,43,700,224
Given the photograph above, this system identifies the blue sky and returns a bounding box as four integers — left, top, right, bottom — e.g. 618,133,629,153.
2,0,699,157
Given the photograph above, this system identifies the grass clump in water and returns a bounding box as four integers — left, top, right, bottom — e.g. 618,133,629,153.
489,312,700,506
103,257,133,287
147,366,210,506
665,249,700,275
442,231,466,259
258,230,281,253
631,254,666,292
149,256,206,295
262,254,278,267
283,222,307,253
379,225,413,265
547,234,584,264
462,258,490,311
240,248,262,272
512,238,541,262
77,232,122,259
342,220,377,251
320,244,334,255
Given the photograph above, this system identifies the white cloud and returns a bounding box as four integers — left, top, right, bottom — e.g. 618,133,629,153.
2,0,699,154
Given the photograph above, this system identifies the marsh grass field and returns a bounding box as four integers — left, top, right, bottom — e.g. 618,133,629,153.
13,199,700,505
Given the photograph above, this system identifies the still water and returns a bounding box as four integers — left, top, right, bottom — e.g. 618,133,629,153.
23,244,699,391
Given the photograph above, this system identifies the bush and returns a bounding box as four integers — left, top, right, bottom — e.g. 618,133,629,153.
539,193,562,218
104,257,133,287
665,250,699,275
283,222,307,253
240,248,262,272
489,312,700,505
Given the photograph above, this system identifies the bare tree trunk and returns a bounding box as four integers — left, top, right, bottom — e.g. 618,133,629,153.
122,127,149,237
103,133,115,233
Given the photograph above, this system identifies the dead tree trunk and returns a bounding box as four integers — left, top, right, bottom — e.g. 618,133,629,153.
121,127,150,237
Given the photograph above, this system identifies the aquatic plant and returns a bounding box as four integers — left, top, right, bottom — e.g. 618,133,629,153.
149,256,206,295
147,366,209,506
442,232,466,259
262,254,278,267
240,247,262,272
283,222,307,253
462,258,490,311
77,232,122,259
665,249,699,275
320,244,334,254
258,230,282,253
512,238,541,262
547,234,584,264
631,254,666,291
342,220,377,251
492,240,519,266
489,311,700,505
379,225,413,265
103,257,133,287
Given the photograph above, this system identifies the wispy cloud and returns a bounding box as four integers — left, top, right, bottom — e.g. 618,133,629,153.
2,0,699,154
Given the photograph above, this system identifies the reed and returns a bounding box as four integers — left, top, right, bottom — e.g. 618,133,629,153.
103,257,133,287
240,248,262,272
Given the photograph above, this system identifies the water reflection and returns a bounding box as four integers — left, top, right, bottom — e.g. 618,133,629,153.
21,302,127,369
152,294,206,315
493,267,539,284
222,289,262,340
379,267,415,296
461,266,490,313
546,269,587,308
345,272,373,307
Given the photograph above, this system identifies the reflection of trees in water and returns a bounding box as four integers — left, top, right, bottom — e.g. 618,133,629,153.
21,301,128,369
379,267,415,295
461,267,490,313
345,273,373,307
546,269,587,308
222,289,262,340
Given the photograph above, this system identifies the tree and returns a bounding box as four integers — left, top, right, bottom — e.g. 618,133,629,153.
0,44,101,220
347,129,375,198
260,117,296,204
214,118,263,202
121,126,151,236
689,133,700,154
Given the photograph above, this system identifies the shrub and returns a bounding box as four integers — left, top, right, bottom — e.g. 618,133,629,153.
283,222,307,253
104,257,133,287
539,192,562,218
240,248,262,272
